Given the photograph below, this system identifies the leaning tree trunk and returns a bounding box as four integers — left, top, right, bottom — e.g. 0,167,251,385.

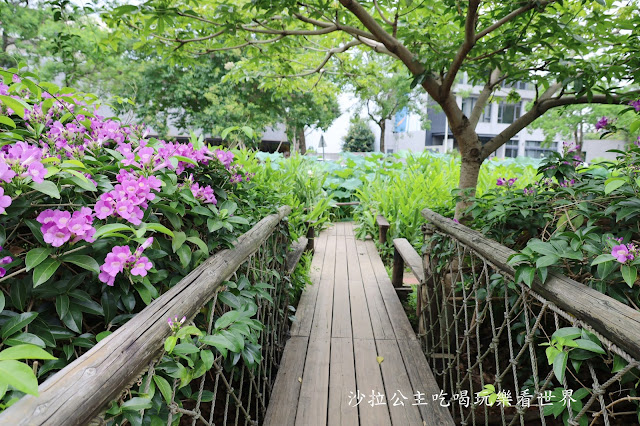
379,120,386,153
297,128,307,155
452,124,483,219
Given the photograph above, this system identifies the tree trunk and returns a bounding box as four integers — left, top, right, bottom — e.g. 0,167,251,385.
452,122,483,219
379,120,386,153
298,128,307,155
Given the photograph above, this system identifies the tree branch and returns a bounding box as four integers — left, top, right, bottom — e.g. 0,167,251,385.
373,0,394,26
441,0,480,97
265,40,361,78
338,0,441,97
469,68,501,127
194,36,285,55
480,86,639,159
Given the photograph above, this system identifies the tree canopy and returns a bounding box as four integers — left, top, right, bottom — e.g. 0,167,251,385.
343,116,375,152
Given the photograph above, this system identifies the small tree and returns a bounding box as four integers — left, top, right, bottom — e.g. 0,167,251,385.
343,117,374,152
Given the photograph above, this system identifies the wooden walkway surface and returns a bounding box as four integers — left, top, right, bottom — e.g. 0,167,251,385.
264,222,454,426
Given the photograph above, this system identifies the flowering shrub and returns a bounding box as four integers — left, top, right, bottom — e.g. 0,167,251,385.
0,67,262,407
466,105,640,302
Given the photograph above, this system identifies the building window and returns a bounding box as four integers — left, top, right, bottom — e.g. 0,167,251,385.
524,141,557,158
517,81,530,90
505,139,519,158
461,97,491,123
498,101,521,124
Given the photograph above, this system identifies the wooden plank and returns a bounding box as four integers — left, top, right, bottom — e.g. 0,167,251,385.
328,337,358,426
365,240,417,341
376,339,424,426
335,221,346,236
345,235,362,282
344,222,355,237
397,339,456,425
356,239,395,340
309,235,336,340
393,238,425,282
349,279,374,340
290,232,328,337
0,207,293,426
422,207,640,358
264,336,310,426
295,337,331,426
376,215,390,227
332,235,351,338
353,338,392,426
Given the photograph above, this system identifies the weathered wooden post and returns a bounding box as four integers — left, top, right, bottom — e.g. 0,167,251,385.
376,214,389,245
305,220,315,253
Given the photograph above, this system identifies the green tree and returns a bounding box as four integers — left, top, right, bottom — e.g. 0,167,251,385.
343,116,374,152
103,0,640,214
350,56,425,153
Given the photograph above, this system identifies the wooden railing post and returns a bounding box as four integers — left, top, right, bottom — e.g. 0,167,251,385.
391,247,404,288
376,215,389,245
419,224,437,335
305,220,315,253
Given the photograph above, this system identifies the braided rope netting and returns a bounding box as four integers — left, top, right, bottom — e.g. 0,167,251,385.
419,230,640,426
104,222,291,426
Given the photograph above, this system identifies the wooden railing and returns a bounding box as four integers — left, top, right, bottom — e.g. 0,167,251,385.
417,208,640,425
0,206,298,426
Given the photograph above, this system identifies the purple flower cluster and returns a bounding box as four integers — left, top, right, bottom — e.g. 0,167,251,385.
94,170,161,225
190,182,217,204
156,142,213,174
37,208,96,247
0,141,46,184
611,243,637,264
559,179,576,188
595,117,611,131
0,246,12,278
215,149,234,169
523,187,535,195
562,141,581,155
168,315,186,332
497,177,517,187
629,99,640,112
98,237,154,286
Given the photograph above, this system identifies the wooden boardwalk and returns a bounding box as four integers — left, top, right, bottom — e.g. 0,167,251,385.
264,223,454,426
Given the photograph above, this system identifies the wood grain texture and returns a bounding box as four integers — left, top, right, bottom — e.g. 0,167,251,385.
356,239,395,340
0,206,292,426
290,232,328,337
365,240,416,341
353,338,391,426
295,336,331,426
332,236,352,338
328,337,358,426
397,339,456,425
264,336,310,426
376,339,424,426
422,208,640,357
286,237,309,273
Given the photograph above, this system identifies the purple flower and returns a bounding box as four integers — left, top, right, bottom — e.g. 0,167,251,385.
130,256,152,276
12,74,21,84
0,256,12,264
629,100,640,112
496,178,506,186
26,162,46,183
595,117,611,131
0,187,11,214
507,178,517,186
0,160,16,183
168,315,187,331
611,244,634,264
38,208,95,247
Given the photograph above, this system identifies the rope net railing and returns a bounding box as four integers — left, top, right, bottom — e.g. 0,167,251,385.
418,214,640,426
103,222,291,426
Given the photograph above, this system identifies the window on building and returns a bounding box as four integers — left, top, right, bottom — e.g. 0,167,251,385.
517,81,530,90
524,141,558,158
461,97,491,123
505,139,519,158
498,101,521,124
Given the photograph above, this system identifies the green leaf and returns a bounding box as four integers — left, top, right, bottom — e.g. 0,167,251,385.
0,345,55,361
591,254,615,266
29,181,60,199
0,292,4,313
573,338,606,354
121,397,152,411
94,224,133,239
0,95,28,118
172,231,187,253
145,223,174,237
164,336,177,354
153,375,173,405
63,255,100,274
186,236,208,253
621,265,637,287
55,294,70,319
25,248,52,272
515,266,536,287
1,312,38,339
604,178,626,194
0,116,16,128
553,351,568,383
176,245,191,269
552,327,582,340
200,334,234,352
96,331,112,342
33,258,61,287
0,360,39,395
527,239,558,256
536,254,559,268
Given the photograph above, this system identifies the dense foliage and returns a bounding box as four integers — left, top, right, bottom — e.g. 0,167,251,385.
342,116,374,152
